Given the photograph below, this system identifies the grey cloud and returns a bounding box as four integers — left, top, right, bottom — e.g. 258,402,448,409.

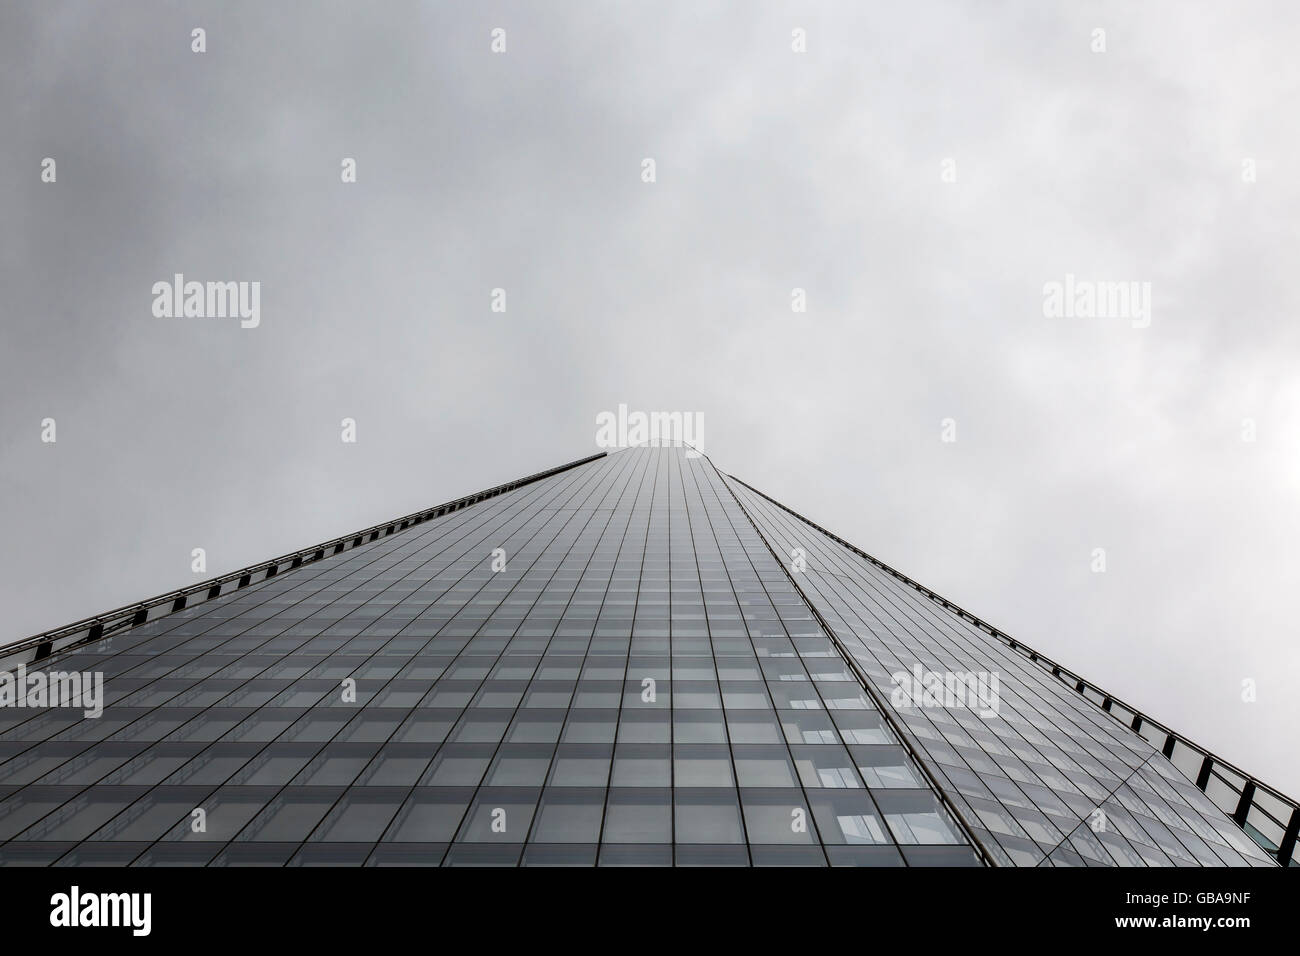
1,0,1297,793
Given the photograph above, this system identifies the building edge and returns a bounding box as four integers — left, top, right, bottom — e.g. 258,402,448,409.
725,472,1298,867
1,452,607,671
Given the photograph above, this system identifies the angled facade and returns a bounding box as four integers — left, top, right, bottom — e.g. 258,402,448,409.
0,446,1293,866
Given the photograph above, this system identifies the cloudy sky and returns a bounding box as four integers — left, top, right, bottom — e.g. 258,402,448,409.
2,1,1297,796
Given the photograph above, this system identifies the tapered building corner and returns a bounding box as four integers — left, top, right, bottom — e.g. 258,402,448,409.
0,446,1292,867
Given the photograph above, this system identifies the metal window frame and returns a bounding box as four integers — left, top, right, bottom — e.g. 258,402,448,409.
711,463,999,866
727,473,1298,868
0,453,606,671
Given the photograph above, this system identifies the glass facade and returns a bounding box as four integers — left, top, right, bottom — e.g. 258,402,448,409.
0,446,1281,866
729,477,1277,868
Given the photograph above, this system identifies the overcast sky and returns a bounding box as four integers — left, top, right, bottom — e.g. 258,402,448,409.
2,1,1297,796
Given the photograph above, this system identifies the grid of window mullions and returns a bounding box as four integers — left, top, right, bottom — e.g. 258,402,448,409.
0,456,618,860
727,478,1274,868
732,487,1236,866
675,451,931,863
0,458,597,750
733,499,1099,817
0,448,985,866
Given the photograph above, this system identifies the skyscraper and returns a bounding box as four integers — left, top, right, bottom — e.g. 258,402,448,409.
0,446,1293,866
